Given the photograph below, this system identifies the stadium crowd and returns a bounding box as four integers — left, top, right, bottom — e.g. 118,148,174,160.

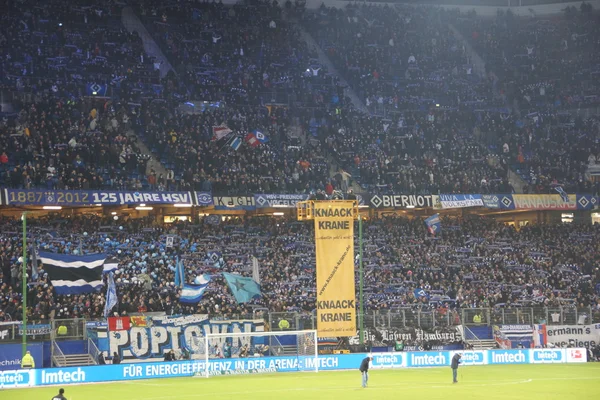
2,1,597,195
0,1,599,359
0,214,599,325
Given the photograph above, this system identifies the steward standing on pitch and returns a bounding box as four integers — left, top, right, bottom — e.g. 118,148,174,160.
359,356,371,388
451,353,462,383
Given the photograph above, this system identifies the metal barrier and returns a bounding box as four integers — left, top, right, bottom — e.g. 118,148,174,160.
3,306,598,345
87,339,100,365
51,341,66,367
52,318,87,340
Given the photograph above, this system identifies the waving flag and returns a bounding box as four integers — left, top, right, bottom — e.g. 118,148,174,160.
223,272,261,303
245,132,260,148
174,256,185,288
414,288,430,300
180,283,209,304
39,252,106,294
554,185,569,202
252,130,269,143
194,274,212,285
103,272,118,318
30,244,40,280
229,136,242,151
212,125,232,141
207,251,222,267
103,257,118,273
425,214,441,235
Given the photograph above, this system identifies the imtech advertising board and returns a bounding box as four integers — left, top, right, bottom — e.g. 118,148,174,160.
0,349,587,388
313,201,356,338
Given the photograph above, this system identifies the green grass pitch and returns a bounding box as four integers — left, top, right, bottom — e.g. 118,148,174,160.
5,364,600,400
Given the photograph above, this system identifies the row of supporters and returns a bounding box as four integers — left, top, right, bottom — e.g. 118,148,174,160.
1,189,598,211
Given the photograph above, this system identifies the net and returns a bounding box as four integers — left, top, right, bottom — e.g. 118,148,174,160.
190,330,318,377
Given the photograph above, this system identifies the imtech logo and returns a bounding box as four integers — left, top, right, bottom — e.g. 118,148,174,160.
372,354,403,368
458,351,486,365
0,370,31,388
41,367,86,384
533,350,563,363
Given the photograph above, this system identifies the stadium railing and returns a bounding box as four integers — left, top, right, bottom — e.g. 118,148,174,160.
9,307,598,344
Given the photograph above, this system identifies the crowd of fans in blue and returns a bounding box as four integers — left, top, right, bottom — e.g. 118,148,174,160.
0,0,600,326
0,214,599,323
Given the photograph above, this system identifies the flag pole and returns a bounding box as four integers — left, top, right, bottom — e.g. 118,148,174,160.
358,214,365,346
22,212,28,357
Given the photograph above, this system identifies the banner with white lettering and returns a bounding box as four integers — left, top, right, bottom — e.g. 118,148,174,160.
105,314,265,362
545,324,600,348
439,194,483,209
254,194,309,208
2,189,196,206
367,194,434,209
348,326,463,348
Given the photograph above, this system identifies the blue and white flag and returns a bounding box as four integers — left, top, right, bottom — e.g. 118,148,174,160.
103,272,118,318
229,136,242,151
30,245,40,280
554,185,569,202
207,251,223,267
425,213,441,235
174,256,185,288
204,215,221,226
103,257,118,273
39,252,106,294
253,130,269,143
180,283,208,304
86,83,108,96
194,274,212,285
223,272,261,303
414,288,429,300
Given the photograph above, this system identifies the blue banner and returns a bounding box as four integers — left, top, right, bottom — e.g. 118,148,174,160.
254,194,309,208
2,189,197,206
0,343,43,371
481,194,516,210
0,348,588,388
86,83,108,96
0,189,596,210
576,194,597,210
103,315,265,362
195,192,213,206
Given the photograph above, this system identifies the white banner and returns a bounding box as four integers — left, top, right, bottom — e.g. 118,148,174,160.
546,324,600,348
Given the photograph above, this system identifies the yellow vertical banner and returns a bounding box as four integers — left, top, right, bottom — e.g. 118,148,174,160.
314,201,356,337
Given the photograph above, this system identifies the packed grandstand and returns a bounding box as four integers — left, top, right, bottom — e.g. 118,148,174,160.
0,0,600,361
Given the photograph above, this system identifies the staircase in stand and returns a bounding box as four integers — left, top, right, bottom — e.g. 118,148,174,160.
54,354,97,367
463,325,496,350
52,339,98,367
467,339,497,350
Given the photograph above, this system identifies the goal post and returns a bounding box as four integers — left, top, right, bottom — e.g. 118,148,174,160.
191,330,318,378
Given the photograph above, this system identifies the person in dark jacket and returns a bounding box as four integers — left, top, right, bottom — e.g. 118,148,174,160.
52,388,67,400
359,356,372,388
451,353,462,383
112,352,121,364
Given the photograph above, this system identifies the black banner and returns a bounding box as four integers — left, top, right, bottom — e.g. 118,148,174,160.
367,194,434,209
349,326,463,347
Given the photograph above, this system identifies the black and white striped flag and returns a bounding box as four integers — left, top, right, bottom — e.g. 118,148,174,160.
39,252,106,295
103,257,119,273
